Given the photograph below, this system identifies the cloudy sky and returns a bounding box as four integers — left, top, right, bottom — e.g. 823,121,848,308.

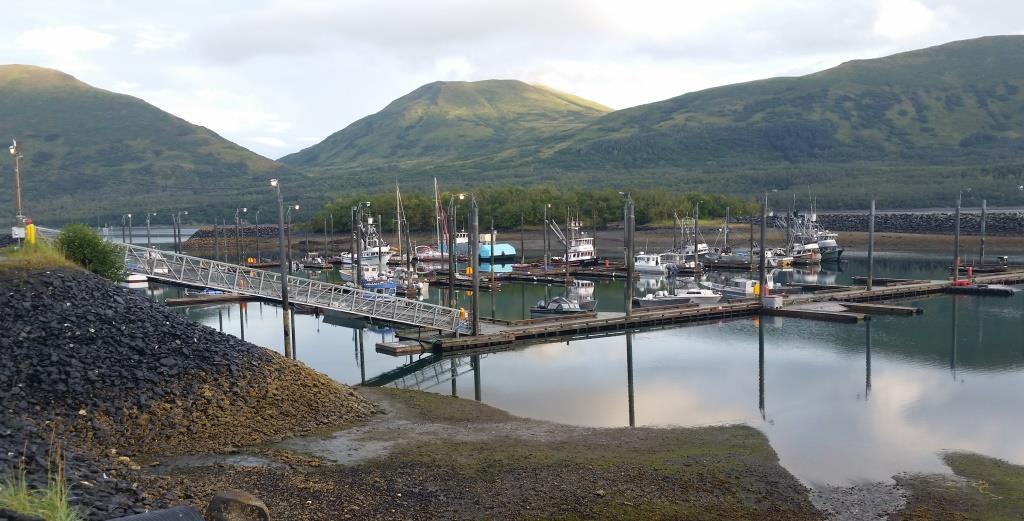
4,0,1022,158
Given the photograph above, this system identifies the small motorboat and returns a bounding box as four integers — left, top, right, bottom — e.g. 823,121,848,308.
633,288,722,308
529,296,588,316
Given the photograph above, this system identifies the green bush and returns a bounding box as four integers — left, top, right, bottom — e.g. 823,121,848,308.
55,224,124,281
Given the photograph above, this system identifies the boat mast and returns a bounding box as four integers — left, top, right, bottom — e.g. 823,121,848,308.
724,206,730,248
395,181,403,264
433,178,441,250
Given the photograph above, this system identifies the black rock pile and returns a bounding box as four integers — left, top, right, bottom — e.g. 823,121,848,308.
181,225,284,250
0,268,378,519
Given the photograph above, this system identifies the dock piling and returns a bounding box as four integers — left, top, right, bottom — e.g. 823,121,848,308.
758,193,767,300
979,199,987,266
868,199,875,291
470,199,480,336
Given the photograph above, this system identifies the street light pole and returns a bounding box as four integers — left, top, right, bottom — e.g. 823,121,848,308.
9,140,24,224
127,214,134,245
255,209,261,261
146,212,156,248
235,207,247,265
286,205,299,273
270,179,292,359
953,190,963,283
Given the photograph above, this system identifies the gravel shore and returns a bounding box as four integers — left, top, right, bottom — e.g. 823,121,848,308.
0,268,377,519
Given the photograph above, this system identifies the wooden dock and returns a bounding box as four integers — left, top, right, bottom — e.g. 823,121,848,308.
374,268,1023,354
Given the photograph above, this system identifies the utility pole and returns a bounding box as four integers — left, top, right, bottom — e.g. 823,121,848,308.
867,199,875,291
470,198,480,335
270,179,292,359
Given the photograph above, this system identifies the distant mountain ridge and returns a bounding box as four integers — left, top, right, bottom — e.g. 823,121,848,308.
6,35,1024,221
280,79,611,168
292,35,1024,208
0,64,295,222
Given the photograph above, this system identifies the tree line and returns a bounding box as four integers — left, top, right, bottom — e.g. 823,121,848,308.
303,186,760,233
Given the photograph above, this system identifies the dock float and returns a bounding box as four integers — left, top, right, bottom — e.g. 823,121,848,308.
764,307,869,323
164,293,257,307
838,302,923,315
946,284,1019,296
376,339,428,355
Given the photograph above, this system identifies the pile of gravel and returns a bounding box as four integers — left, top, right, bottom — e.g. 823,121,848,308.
0,268,379,519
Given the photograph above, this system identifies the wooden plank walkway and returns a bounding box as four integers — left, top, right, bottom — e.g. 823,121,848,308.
383,269,1024,353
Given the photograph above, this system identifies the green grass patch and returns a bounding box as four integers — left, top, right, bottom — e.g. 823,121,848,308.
0,242,77,272
0,447,82,521
896,451,1024,520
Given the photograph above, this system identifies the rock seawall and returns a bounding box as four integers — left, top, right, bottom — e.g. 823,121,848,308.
734,211,1024,235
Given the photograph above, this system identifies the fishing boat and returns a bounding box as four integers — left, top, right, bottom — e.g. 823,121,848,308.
335,214,393,266
415,244,448,261
550,216,597,264
633,288,722,308
530,296,588,316
301,252,332,270
339,263,393,283
634,252,667,275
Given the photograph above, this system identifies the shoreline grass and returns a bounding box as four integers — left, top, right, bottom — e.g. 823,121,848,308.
0,444,81,521
0,242,77,272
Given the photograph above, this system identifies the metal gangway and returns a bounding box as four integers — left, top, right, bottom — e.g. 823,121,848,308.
121,243,469,333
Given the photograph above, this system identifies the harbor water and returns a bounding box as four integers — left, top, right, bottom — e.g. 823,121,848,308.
135,253,1024,486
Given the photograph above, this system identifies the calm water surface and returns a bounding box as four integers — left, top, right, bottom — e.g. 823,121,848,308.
136,253,1024,485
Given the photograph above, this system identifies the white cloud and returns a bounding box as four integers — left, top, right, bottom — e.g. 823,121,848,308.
133,26,188,54
249,136,288,148
873,0,942,39
13,25,116,72
4,0,1024,157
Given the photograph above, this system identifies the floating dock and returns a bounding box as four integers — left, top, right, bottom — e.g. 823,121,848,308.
164,293,257,307
377,269,1024,353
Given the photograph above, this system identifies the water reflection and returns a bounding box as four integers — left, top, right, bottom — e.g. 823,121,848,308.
131,255,1023,485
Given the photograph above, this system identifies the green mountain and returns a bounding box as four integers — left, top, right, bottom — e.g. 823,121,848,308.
0,65,296,223
293,36,1024,208
280,79,611,179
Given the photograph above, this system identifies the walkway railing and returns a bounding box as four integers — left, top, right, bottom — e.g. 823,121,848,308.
120,243,469,333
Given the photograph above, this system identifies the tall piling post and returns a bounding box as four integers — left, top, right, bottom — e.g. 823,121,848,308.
759,193,768,301
693,201,701,277
543,204,550,271
448,201,457,308
867,199,876,291
979,199,987,266
270,179,292,359
470,199,480,336
622,196,630,315
953,192,962,283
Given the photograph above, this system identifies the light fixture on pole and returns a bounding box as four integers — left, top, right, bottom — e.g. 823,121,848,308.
270,179,292,359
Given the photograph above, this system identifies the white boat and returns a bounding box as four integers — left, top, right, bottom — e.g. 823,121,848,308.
701,277,774,298
634,252,667,275
633,288,722,308
337,215,393,266
415,244,448,261
530,296,587,315
339,263,393,283
551,218,597,264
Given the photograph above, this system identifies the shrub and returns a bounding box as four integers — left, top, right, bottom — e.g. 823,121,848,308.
55,224,124,281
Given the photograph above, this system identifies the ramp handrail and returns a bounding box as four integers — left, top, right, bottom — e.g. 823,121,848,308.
120,243,469,333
